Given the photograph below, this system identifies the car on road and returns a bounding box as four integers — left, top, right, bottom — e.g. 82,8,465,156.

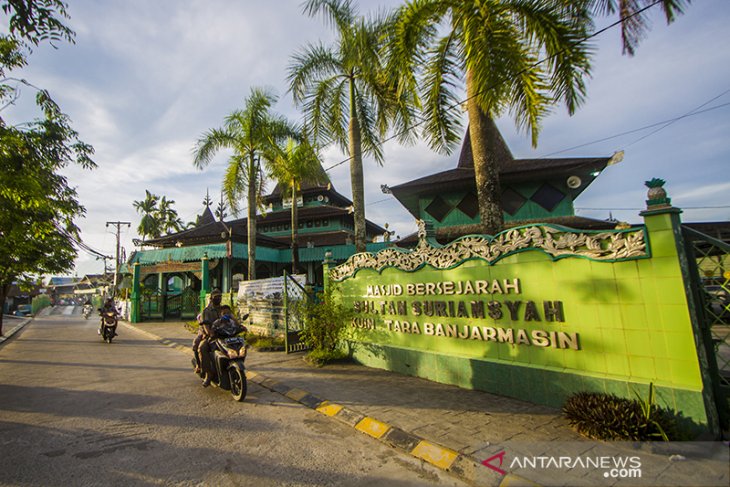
13,304,32,316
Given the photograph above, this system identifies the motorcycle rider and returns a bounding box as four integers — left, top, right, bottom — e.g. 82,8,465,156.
99,297,119,337
82,298,93,318
197,289,223,387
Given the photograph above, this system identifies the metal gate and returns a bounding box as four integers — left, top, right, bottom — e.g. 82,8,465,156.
682,225,730,429
140,289,163,321
166,287,199,320
284,272,314,353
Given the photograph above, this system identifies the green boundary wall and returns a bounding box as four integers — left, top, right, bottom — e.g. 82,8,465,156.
325,206,721,437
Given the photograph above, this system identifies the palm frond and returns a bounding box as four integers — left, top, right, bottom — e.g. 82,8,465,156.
193,128,236,169
222,156,247,217
422,32,463,155
589,0,691,56
303,0,357,36
353,86,384,164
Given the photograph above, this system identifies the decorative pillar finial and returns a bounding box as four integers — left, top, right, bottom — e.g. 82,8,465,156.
644,178,671,209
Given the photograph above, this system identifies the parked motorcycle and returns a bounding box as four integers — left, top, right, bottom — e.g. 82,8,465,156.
99,310,118,343
193,323,249,401
82,304,93,320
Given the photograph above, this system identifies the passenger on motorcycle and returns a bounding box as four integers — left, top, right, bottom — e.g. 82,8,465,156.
214,305,246,337
99,297,119,336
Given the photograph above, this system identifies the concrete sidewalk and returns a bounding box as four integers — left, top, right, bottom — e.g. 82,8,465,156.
124,320,729,487
0,315,33,344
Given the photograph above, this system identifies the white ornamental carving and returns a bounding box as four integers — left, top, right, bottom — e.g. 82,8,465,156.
328,224,647,282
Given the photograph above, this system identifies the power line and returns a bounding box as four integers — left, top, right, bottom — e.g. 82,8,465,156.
539,101,730,158
322,0,667,173
624,89,730,149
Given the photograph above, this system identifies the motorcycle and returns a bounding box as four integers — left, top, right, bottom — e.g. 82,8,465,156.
99,310,118,343
82,304,93,320
193,322,249,402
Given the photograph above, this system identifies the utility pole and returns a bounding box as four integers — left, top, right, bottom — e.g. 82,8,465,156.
106,221,131,297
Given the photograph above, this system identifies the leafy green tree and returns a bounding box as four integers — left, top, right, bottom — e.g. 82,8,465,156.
288,0,415,253
133,189,161,240
590,0,691,56
0,0,93,335
193,87,295,280
266,135,329,273
389,0,592,235
0,93,94,335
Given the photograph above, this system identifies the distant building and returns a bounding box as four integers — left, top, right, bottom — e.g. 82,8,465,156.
125,179,388,321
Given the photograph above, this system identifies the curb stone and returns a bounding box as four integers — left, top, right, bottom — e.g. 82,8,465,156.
125,322,541,487
0,316,32,345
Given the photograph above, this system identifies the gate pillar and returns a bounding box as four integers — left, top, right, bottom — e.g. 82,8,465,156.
640,178,722,437
200,254,210,313
130,262,141,323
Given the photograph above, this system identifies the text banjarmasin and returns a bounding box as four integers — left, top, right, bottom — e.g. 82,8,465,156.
351,278,580,350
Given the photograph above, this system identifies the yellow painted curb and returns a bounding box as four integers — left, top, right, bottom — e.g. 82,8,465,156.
499,473,542,487
355,417,391,439
411,440,458,470
285,388,310,402
316,401,344,417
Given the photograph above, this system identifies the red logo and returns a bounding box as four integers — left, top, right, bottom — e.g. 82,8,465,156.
482,450,507,475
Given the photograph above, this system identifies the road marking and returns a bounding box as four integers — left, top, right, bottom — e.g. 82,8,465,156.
285,388,310,402
316,401,344,417
411,440,458,470
355,417,391,439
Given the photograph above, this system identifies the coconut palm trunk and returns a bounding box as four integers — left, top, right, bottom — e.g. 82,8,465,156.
348,78,366,253
467,69,504,236
247,155,257,281
290,180,300,274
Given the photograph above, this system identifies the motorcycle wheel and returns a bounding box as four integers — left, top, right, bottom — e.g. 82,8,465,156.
229,367,247,402
105,328,113,344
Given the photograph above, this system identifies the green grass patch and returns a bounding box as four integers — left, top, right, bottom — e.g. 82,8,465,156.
304,348,351,367
245,334,285,350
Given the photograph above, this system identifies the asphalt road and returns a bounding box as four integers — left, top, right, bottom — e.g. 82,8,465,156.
0,309,466,487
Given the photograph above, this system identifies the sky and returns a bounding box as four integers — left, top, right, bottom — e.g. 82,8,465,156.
4,0,730,278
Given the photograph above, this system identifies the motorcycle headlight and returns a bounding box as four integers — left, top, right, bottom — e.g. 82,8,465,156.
227,350,237,359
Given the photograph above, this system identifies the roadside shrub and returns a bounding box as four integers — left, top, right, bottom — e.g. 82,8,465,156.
31,294,51,314
563,384,686,441
295,285,353,365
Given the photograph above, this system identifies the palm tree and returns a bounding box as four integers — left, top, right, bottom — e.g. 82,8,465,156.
157,196,183,235
389,0,592,235
133,190,161,240
193,87,295,281
288,0,415,253
590,0,690,56
266,135,329,274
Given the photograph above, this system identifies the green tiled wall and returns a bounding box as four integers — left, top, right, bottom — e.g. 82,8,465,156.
332,212,713,431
